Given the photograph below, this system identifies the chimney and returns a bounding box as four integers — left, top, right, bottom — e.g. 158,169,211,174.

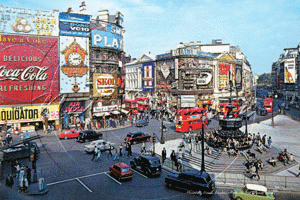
67,7,73,13
79,1,86,14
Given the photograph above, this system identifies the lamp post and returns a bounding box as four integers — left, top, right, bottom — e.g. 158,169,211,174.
245,101,248,136
160,106,165,144
201,115,206,172
271,95,274,126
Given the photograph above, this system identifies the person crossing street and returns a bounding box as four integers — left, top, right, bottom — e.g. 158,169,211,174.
107,144,113,157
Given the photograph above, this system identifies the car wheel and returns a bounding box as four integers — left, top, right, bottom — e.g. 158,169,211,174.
64,136,68,140
235,197,243,200
118,176,121,181
197,190,202,196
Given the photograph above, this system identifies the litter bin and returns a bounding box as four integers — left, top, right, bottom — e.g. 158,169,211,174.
39,178,44,191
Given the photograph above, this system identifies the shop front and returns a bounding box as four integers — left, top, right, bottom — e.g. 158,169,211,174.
61,101,86,129
0,104,59,133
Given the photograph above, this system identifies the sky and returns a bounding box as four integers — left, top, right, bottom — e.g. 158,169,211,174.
3,0,300,75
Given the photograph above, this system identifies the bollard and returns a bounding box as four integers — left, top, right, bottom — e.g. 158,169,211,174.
39,178,44,191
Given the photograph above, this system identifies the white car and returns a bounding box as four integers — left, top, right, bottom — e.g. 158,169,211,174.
84,140,115,153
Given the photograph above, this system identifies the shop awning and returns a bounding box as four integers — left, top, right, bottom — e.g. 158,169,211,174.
110,110,121,115
94,112,110,117
121,109,129,114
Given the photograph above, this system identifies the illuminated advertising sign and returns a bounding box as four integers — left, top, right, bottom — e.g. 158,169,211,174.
0,5,59,36
61,101,85,113
142,62,154,92
117,74,125,95
284,58,296,83
91,24,124,51
0,34,59,105
235,65,242,89
60,36,89,93
59,12,91,37
93,73,117,97
172,48,213,58
0,104,59,124
219,63,230,89
156,53,172,60
181,95,196,108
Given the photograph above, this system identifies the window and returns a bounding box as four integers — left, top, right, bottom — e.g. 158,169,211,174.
122,168,130,173
257,191,266,196
114,165,121,171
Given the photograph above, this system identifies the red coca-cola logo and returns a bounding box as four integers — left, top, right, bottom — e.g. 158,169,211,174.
0,35,58,105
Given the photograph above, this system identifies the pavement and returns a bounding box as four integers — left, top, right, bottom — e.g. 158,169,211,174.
155,114,300,192
0,121,132,196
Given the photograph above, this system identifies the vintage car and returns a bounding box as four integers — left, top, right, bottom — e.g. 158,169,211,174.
233,184,275,200
165,171,215,196
2,141,40,161
76,130,103,143
59,129,80,139
84,140,115,153
109,162,133,181
124,132,151,145
130,155,161,177
135,120,149,127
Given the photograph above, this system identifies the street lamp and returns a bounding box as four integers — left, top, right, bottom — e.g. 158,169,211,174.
160,106,165,144
201,114,206,172
271,95,274,126
245,101,248,136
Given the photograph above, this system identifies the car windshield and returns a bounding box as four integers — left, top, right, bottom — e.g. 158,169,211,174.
149,159,160,165
90,142,96,145
205,174,212,182
127,134,132,137
122,168,130,173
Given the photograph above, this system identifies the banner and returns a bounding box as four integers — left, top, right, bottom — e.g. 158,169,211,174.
0,104,59,124
142,62,154,92
0,34,59,105
284,58,296,83
59,12,91,37
60,36,89,93
0,5,59,36
235,65,242,89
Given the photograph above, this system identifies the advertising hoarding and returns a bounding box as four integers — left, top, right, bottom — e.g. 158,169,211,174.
91,23,124,51
284,58,296,83
60,36,89,93
93,73,117,97
61,101,85,113
235,65,242,89
0,104,59,124
142,62,154,92
181,95,196,108
59,12,91,37
219,63,230,89
0,6,59,36
0,34,59,105
117,74,125,94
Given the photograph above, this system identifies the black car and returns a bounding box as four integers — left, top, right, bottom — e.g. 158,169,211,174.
257,108,267,116
77,130,103,143
135,120,149,127
124,132,151,144
165,171,215,196
130,155,161,177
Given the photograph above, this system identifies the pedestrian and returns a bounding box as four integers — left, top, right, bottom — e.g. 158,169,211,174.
20,176,28,192
114,149,119,161
177,157,182,172
26,166,31,184
15,162,20,178
10,156,16,175
268,136,272,148
91,146,97,161
25,130,29,139
5,174,14,188
119,143,123,157
256,132,261,144
195,134,199,151
126,142,132,158
162,147,167,164
170,150,176,165
141,142,146,154
19,165,25,183
296,164,300,177
262,134,266,146
107,144,113,157
95,148,102,161
189,141,192,155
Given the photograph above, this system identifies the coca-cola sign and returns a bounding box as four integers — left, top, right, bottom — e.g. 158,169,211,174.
93,73,117,97
0,34,59,105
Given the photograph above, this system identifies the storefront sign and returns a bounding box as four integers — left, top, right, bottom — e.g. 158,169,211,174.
0,34,59,105
0,104,59,124
61,101,85,113
93,73,117,97
0,5,59,36
59,13,91,37
91,24,124,51
60,36,89,93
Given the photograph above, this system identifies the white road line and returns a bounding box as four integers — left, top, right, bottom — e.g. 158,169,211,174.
47,171,109,186
76,178,92,193
104,173,122,185
132,169,148,178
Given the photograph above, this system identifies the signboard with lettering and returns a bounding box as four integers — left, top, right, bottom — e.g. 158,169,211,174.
60,36,89,93
0,34,59,105
219,63,230,89
59,12,91,37
0,5,59,36
93,73,117,97
142,62,154,92
181,95,196,108
0,104,59,124
91,23,124,51
284,58,296,83
61,101,85,113
117,74,125,94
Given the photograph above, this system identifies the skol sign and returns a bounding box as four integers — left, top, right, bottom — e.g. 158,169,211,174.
93,73,117,97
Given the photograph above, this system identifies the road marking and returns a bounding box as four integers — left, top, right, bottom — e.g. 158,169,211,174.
132,169,148,178
104,172,122,185
76,178,92,193
47,171,109,186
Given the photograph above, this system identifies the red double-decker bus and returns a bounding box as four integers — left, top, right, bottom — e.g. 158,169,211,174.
136,97,150,110
217,102,239,118
175,107,208,132
264,98,273,113
124,99,138,114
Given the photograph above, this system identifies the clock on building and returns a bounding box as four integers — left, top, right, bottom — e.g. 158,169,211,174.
68,52,82,66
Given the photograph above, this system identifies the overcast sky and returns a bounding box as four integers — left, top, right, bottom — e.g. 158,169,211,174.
4,0,300,75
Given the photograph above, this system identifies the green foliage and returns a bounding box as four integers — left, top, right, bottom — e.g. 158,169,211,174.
257,73,271,85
